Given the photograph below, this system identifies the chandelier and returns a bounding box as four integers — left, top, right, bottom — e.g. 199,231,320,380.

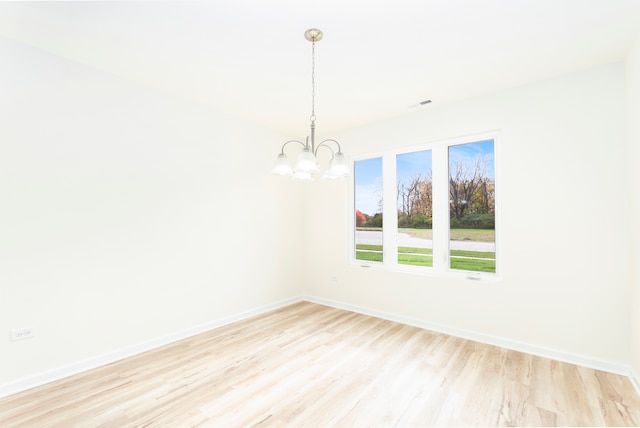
272,29,349,180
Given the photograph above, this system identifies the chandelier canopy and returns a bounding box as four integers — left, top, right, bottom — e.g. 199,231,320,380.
272,29,349,181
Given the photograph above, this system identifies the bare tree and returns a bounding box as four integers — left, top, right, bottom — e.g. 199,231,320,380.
397,173,424,216
474,176,495,214
413,171,433,217
449,156,492,219
397,171,433,220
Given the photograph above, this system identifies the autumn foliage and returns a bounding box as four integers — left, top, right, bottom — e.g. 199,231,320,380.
355,210,366,227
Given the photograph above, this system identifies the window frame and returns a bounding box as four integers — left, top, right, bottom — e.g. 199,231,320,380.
350,131,500,281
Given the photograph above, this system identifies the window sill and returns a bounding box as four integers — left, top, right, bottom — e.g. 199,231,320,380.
350,259,501,282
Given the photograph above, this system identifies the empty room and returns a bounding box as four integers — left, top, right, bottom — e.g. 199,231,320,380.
1,1,640,426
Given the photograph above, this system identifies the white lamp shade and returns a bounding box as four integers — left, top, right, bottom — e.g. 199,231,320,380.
293,170,313,181
272,153,293,175
326,152,350,178
323,170,339,180
294,148,320,174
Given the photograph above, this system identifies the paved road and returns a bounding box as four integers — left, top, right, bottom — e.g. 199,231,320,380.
355,231,495,252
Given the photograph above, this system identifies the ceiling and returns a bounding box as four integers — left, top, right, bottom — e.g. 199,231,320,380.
1,1,640,137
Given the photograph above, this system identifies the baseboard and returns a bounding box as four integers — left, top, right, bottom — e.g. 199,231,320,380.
302,295,631,377
631,367,640,397
2,295,634,400
0,296,303,399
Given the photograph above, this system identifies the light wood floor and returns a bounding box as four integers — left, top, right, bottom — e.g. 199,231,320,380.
1,302,639,427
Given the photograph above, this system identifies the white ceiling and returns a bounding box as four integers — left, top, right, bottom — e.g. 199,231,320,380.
1,1,640,137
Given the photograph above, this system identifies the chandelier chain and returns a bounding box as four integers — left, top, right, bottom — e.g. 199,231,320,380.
310,39,316,122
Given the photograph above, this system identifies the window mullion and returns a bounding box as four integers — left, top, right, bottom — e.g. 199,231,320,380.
431,145,449,273
382,153,398,266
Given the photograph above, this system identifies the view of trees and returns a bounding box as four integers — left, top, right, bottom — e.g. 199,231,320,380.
356,153,495,230
448,155,495,229
397,171,433,229
358,212,383,228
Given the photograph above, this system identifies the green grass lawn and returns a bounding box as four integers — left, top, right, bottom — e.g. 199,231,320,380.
399,254,433,267
397,228,433,239
449,229,495,242
397,228,495,242
357,227,494,242
355,244,384,251
355,244,495,272
398,246,432,255
450,249,495,259
356,251,383,262
450,258,496,272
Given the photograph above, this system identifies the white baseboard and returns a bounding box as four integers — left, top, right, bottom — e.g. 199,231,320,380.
631,367,640,397
0,296,303,399
2,295,636,400
302,295,631,377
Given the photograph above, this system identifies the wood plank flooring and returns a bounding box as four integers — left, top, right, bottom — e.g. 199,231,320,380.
1,301,639,427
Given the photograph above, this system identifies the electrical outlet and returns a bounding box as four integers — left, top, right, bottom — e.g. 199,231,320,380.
10,327,36,342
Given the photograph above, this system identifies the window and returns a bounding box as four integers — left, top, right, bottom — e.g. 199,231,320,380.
449,141,496,273
354,157,383,263
397,150,433,267
352,134,498,277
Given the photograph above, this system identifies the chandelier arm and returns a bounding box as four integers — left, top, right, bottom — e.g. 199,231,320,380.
314,143,335,158
314,139,342,156
279,140,307,154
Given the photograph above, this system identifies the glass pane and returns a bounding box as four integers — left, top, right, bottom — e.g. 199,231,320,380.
354,157,383,263
449,140,496,273
396,150,432,267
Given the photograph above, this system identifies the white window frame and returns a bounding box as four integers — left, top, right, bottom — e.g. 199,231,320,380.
350,131,500,281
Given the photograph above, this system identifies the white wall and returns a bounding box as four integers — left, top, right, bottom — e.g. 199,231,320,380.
0,36,304,386
628,34,640,386
304,62,631,368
